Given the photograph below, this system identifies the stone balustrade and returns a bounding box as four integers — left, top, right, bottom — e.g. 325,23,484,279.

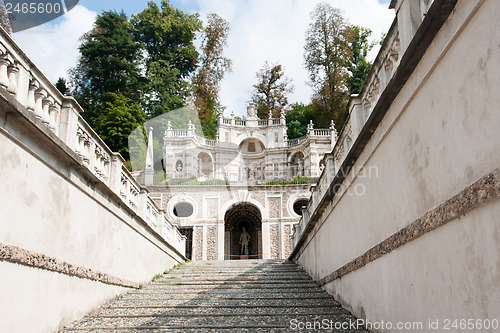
292,0,430,245
0,26,185,255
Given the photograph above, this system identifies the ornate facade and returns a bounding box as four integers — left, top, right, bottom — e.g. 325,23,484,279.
146,105,337,260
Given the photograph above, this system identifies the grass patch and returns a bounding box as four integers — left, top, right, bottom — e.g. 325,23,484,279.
152,273,163,282
264,175,310,186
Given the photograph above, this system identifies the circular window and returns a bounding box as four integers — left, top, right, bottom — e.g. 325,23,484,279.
173,202,194,218
293,199,309,216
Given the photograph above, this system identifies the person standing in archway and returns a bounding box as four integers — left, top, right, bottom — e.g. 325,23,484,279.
240,227,250,256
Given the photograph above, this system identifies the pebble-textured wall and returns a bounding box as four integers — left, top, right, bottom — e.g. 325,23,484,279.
207,226,217,260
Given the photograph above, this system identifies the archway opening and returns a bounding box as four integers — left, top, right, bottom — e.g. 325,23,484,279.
224,203,262,260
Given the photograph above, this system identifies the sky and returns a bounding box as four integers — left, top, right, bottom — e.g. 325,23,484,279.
12,0,395,117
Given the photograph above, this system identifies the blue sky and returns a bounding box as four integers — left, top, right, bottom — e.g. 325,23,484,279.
13,0,395,116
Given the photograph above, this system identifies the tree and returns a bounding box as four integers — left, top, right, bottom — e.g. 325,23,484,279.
304,3,353,130
94,93,146,159
192,13,232,139
132,0,202,117
286,103,317,139
70,11,143,129
55,77,69,95
251,62,294,119
0,1,12,34
347,26,373,95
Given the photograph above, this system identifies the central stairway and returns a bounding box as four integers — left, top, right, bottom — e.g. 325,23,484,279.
62,260,369,332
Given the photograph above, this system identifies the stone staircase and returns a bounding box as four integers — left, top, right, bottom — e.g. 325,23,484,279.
61,260,369,332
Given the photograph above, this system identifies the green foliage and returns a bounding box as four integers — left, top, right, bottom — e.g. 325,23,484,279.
71,11,144,130
177,177,229,186
304,3,354,131
94,93,146,159
193,13,232,139
264,175,310,186
132,0,202,117
347,26,373,95
55,78,69,95
286,103,316,139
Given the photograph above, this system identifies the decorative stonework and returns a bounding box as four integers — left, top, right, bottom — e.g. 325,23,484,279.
161,193,172,210
318,167,500,286
207,226,217,260
268,197,281,218
0,242,139,288
206,198,218,219
251,192,266,206
283,224,292,257
270,224,279,259
194,226,203,260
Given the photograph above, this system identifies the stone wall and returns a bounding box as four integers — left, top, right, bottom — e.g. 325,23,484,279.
0,30,185,333
291,0,500,329
149,185,309,260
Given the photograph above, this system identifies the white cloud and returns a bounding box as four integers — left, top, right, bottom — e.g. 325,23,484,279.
195,0,395,116
12,5,97,84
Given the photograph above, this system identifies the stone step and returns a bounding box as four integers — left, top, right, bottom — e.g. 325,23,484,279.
95,305,348,316
149,281,319,288
64,313,360,330
60,260,368,333
112,298,340,307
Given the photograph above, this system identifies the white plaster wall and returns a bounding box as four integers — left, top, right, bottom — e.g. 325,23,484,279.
325,200,500,332
0,261,125,333
0,131,181,282
0,111,184,332
296,0,500,329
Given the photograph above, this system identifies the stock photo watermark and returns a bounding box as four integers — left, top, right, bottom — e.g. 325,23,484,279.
290,318,499,331
4,0,79,32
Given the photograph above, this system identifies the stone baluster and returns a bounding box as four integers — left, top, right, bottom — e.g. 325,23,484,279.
0,54,10,88
26,79,38,112
49,103,59,132
41,96,53,126
7,62,19,95
102,157,110,182
83,137,91,165
34,88,47,121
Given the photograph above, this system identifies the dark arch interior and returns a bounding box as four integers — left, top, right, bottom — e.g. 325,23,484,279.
293,199,309,216
224,203,262,260
173,202,193,218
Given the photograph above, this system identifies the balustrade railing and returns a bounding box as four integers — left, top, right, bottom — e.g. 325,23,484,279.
292,0,424,245
0,27,185,255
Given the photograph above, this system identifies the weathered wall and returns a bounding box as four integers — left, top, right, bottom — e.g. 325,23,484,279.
0,30,185,333
292,0,500,331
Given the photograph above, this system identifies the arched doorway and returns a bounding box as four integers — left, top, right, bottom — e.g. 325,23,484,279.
224,203,262,260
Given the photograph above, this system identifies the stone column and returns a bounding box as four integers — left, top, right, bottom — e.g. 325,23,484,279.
217,220,225,260
261,222,271,259
202,225,207,260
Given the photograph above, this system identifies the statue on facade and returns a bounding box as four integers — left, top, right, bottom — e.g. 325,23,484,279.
247,103,258,120
240,227,250,256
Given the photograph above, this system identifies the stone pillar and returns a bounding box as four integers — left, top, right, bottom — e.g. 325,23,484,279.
261,222,271,259
217,220,225,260
202,225,207,260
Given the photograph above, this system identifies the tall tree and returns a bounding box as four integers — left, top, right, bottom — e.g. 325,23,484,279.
0,1,11,34
251,62,294,119
286,103,317,139
70,11,145,159
55,77,69,95
70,10,144,129
304,3,353,130
347,26,373,95
132,0,202,117
95,93,146,159
192,13,232,139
